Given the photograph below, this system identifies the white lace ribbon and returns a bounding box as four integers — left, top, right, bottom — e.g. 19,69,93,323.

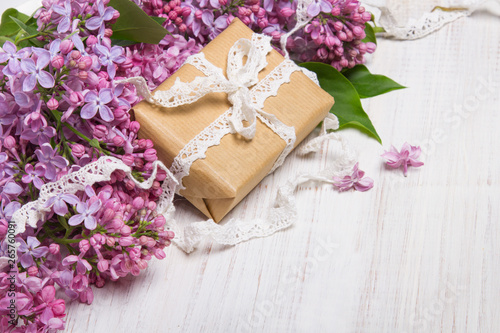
10,157,177,236
363,0,500,40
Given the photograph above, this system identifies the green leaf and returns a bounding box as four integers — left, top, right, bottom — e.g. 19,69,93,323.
57,215,70,231
25,15,37,27
111,38,138,47
25,37,44,47
342,65,406,99
0,8,29,37
108,0,169,44
0,36,15,46
89,139,101,149
299,62,382,143
150,16,167,25
10,15,38,36
362,23,376,45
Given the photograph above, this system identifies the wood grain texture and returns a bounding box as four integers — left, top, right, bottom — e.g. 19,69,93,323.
3,0,499,332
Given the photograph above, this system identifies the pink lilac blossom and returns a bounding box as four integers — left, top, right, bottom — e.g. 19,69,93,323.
0,0,177,331
145,0,376,70
381,143,424,177
332,163,374,192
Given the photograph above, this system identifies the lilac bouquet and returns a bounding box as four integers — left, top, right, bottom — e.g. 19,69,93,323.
0,0,402,330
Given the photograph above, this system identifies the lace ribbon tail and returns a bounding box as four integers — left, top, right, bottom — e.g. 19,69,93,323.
298,113,340,155
167,119,357,253
362,0,496,40
279,0,314,57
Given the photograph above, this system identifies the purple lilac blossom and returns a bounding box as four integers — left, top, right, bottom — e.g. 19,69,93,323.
44,193,80,216
68,200,101,229
34,143,68,180
20,52,55,91
17,236,49,268
81,88,114,121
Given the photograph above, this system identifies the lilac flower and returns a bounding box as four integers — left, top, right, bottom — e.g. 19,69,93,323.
0,240,9,262
62,255,92,274
0,160,16,182
18,236,49,268
51,270,78,299
109,254,127,280
68,200,101,230
0,291,34,316
1,181,23,202
40,306,65,330
50,39,62,57
70,273,89,292
183,1,203,37
201,11,228,39
0,92,15,120
381,143,424,177
307,0,333,17
81,88,114,121
52,0,72,33
23,103,45,132
14,91,34,108
304,20,324,40
85,1,115,31
44,193,80,216
18,275,43,293
94,44,126,79
21,124,57,145
0,152,7,164
22,164,46,189
0,41,30,75
1,201,20,220
34,143,68,180
20,52,55,92
263,0,274,12
209,0,222,9
290,37,316,62
69,19,86,54
333,163,374,192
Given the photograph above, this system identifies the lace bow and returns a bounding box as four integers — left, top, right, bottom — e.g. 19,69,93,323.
122,35,285,141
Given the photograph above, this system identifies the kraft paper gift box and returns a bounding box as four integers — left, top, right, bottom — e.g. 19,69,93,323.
132,18,334,222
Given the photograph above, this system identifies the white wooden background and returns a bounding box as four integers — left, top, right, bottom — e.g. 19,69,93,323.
2,1,500,332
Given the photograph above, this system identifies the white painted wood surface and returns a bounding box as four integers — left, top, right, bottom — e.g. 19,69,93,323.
3,1,500,332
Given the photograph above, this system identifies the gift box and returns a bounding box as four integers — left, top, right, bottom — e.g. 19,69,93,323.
132,18,334,222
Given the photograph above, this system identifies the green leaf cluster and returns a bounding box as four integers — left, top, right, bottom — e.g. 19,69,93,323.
0,8,41,47
298,62,405,144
